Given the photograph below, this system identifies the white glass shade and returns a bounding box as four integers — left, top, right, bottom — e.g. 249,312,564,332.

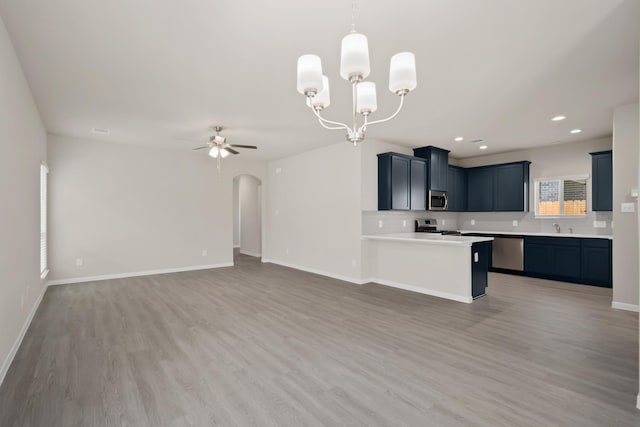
209,146,230,158
340,33,370,80
306,76,331,109
389,52,417,93
297,55,323,95
356,82,377,114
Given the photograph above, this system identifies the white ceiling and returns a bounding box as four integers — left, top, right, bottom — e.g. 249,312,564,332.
0,0,638,160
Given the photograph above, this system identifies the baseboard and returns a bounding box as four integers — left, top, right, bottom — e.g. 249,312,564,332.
369,278,473,304
611,301,640,312
47,262,234,286
0,283,48,388
261,259,365,285
239,250,262,257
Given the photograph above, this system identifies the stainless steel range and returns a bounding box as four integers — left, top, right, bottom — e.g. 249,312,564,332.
414,219,461,235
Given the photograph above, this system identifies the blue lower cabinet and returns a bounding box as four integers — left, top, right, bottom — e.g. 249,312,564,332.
523,242,551,275
471,241,492,298
552,243,581,279
581,239,612,287
524,236,611,288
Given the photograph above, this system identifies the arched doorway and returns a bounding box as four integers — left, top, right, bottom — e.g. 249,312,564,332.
233,175,262,260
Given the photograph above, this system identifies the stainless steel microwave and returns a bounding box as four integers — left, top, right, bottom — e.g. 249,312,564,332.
428,190,448,211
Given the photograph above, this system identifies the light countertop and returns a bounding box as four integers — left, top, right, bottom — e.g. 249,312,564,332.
362,233,494,246
458,230,613,240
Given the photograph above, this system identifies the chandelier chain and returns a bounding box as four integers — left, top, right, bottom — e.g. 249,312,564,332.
351,0,357,32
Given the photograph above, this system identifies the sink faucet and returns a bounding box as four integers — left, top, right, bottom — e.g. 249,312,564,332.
553,223,560,233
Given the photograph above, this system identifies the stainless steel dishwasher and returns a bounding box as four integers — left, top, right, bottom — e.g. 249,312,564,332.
492,236,524,271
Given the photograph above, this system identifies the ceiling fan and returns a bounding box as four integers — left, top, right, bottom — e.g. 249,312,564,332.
193,126,258,159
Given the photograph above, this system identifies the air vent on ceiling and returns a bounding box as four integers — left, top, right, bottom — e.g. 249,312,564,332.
471,139,484,144
91,127,110,135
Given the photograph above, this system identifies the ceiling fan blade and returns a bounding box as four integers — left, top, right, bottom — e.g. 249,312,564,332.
193,145,210,150
228,144,258,149
225,148,240,155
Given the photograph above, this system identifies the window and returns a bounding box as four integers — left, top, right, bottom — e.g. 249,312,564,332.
534,175,588,217
40,163,48,278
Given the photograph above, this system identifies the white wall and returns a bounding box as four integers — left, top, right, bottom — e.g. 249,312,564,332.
0,15,47,385
47,135,267,282
612,103,639,309
238,175,262,257
264,142,362,283
637,55,640,409
233,178,240,247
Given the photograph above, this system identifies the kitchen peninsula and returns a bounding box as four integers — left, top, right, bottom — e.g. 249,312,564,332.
362,233,494,303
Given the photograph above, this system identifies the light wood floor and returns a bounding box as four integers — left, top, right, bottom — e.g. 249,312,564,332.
0,254,638,426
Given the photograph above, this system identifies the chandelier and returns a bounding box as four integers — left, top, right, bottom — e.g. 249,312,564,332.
296,2,417,146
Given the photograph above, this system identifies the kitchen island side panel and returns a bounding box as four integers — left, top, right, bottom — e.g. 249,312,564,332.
366,240,473,303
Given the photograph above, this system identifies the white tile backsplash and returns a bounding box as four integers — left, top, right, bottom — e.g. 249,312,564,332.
362,211,459,234
362,210,613,236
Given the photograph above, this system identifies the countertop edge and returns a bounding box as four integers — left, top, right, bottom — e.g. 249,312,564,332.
362,234,494,246
458,230,613,240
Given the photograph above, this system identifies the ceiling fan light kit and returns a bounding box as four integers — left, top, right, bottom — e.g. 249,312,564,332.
193,126,258,170
209,146,229,158
296,1,416,146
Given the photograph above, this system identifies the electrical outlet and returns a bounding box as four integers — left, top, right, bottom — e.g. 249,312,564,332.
378,220,384,228
402,220,407,227
285,248,290,255
512,220,518,227
470,219,476,226
76,258,83,267
275,209,279,216
201,249,207,257
593,220,606,228
442,219,446,226
351,259,357,267
621,202,636,213
275,167,282,174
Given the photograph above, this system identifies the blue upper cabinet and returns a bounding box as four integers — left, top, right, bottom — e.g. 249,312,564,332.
410,158,427,210
467,161,530,212
467,167,494,212
590,151,612,211
378,152,427,211
494,162,530,211
379,149,530,212
447,165,467,212
413,146,450,191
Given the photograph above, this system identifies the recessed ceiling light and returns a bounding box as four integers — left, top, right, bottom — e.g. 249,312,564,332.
551,115,567,121
91,127,110,135
570,129,582,134
479,145,488,150
454,137,464,142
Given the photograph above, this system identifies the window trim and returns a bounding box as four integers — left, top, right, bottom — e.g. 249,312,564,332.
534,174,589,219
